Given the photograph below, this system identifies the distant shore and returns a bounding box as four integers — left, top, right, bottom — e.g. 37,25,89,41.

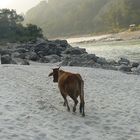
61,30,140,43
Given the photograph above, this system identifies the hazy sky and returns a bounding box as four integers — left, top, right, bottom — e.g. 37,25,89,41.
0,0,46,14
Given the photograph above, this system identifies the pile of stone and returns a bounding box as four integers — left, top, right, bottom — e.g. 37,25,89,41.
0,38,70,65
0,38,140,75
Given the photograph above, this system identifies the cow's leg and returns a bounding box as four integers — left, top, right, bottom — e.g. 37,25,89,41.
73,99,78,112
65,98,70,112
60,91,67,106
61,94,70,111
63,101,66,106
69,94,78,112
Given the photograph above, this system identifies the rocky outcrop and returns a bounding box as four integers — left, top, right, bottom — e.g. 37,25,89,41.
1,54,13,64
0,38,140,75
0,39,70,65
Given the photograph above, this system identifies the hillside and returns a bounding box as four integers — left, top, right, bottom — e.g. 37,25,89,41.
24,0,140,38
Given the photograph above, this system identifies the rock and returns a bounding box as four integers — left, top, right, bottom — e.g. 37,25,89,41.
63,47,87,55
82,60,96,67
47,46,62,56
61,55,71,66
34,44,49,56
81,53,98,62
52,39,69,48
20,59,30,65
135,65,140,73
131,67,137,73
12,52,21,58
118,58,130,65
61,55,80,66
1,54,12,64
1,38,139,75
0,49,12,55
101,64,118,70
16,44,34,51
44,55,61,63
68,60,80,66
96,57,107,65
12,58,30,65
29,52,39,61
12,52,26,59
105,37,123,42
132,62,139,68
36,37,48,45
61,54,97,67
21,59,30,65
39,57,49,63
107,59,117,65
14,48,28,53
118,64,132,72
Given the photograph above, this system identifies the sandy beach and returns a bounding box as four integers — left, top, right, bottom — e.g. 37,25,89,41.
66,30,140,43
0,63,140,140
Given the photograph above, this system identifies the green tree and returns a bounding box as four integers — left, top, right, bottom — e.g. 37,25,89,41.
0,8,43,42
24,0,140,37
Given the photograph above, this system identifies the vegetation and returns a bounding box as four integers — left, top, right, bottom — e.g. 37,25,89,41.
24,0,140,38
0,9,43,43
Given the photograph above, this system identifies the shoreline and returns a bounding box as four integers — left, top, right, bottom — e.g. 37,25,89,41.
51,30,140,44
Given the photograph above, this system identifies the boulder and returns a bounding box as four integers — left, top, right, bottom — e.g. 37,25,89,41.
118,64,132,72
39,57,49,63
132,62,139,68
68,60,80,66
34,44,49,56
0,49,12,55
44,55,61,63
61,54,97,67
12,52,21,58
21,59,30,65
118,58,130,65
82,60,96,67
12,58,30,65
36,37,48,45
12,52,26,59
63,47,87,55
135,65,140,73
47,45,62,56
1,54,12,64
29,52,39,61
48,39,70,49
96,57,107,65
107,59,117,65
14,48,28,53
81,53,98,62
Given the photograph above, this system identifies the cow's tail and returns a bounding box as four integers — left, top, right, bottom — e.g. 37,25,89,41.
80,78,85,117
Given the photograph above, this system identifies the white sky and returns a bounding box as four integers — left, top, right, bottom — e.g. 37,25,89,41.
0,0,46,14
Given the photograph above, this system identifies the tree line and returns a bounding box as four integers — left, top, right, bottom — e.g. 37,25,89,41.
24,0,140,38
0,9,43,43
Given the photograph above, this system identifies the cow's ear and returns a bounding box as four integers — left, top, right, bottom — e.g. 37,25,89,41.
58,66,61,69
48,72,53,77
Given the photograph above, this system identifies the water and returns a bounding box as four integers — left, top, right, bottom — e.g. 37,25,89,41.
71,40,140,62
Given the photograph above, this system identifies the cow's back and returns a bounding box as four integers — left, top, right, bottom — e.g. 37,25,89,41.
58,73,81,96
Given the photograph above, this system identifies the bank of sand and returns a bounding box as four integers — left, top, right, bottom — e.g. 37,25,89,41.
66,30,140,43
0,63,140,140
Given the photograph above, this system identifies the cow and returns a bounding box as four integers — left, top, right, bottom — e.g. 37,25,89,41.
49,67,85,116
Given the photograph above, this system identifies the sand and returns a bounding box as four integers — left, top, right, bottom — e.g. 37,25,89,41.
0,64,140,140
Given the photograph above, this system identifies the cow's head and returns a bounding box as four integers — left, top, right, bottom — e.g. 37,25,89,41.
48,66,61,82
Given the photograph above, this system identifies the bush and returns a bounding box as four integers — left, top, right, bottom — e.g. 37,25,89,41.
0,9,44,43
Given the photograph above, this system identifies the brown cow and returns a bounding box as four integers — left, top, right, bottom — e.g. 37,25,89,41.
49,67,85,116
